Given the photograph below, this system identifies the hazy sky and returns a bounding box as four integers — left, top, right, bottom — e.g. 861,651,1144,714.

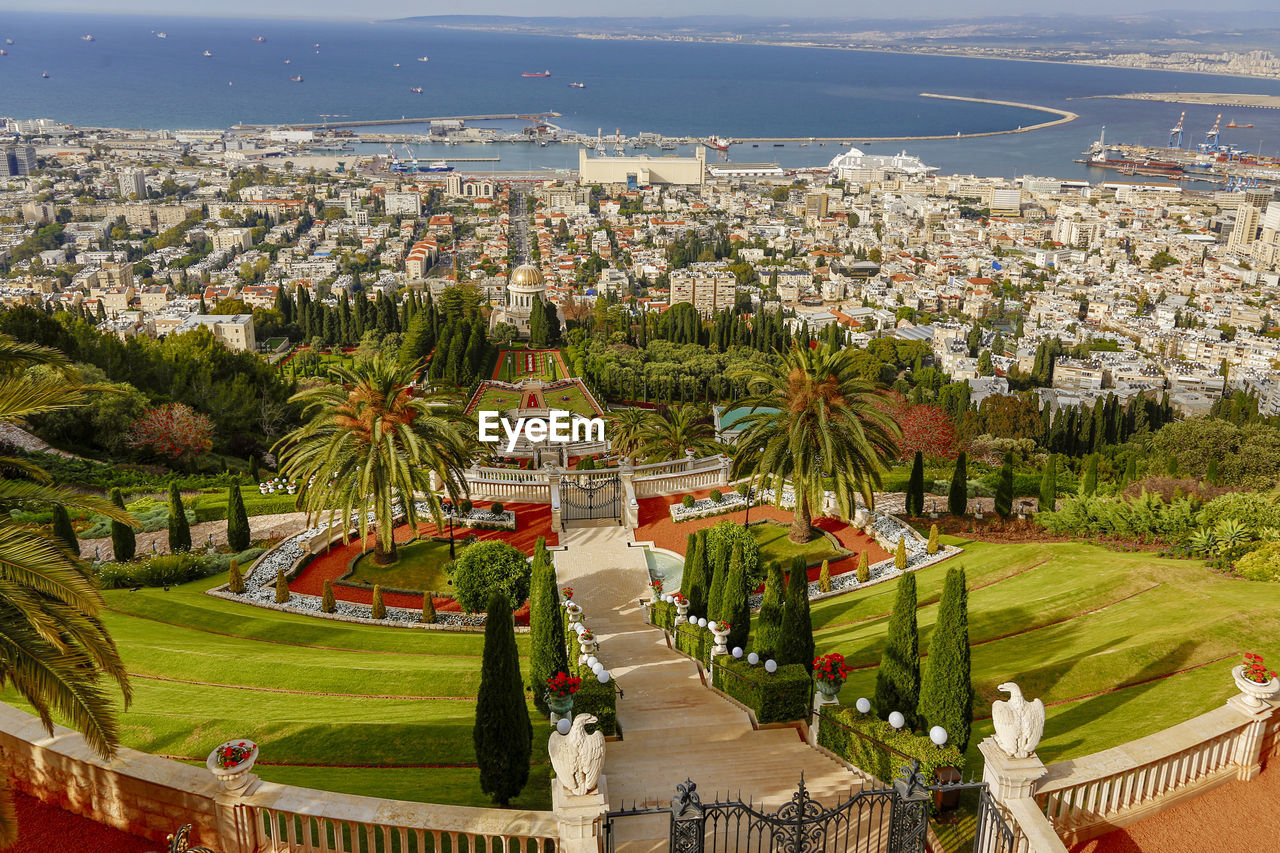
7,1,1269,19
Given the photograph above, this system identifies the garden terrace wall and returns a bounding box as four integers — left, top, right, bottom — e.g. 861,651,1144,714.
711,657,811,724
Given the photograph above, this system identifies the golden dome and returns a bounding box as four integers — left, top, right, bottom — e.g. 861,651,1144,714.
508,263,545,290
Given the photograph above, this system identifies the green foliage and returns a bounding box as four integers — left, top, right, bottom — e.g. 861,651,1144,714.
712,657,811,723
572,675,617,736
51,503,78,554
856,551,870,583
371,585,386,619
321,579,336,613
926,525,939,556
917,567,973,752
167,483,191,553
710,488,723,503
1039,455,1057,512
490,502,504,515
685,529,710,619
680,533,698,597
995,453,1014,518
948,451,968,516
529,537,568,715
705,520,764,587
1235,542,1280,582
721,542,751,652
449,541,532,613
93,552,228,589
675,621,710,666
817,706,964,784
1037,493,1200,544
274,569,290,603
707,538,730,622
226,484,250,552
776,556,815,673
894,538,907,571
422,592,437,623
1151,418,1280,489
875,574,921,729
109,487,135,562
818,559,831,593
682,494,695,509
906,451,925,517
227,559,245,594
649,600,676,631
189,491,298,523
473,591,532,806
1200,492,1280,533
753,561,785,658
1081,454,1099,497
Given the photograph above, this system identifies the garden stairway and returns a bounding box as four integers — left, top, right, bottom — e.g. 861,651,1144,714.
553,527,870,852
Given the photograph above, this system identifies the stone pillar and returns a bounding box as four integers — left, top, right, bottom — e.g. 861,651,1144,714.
979,737,1047,803
685,448,696,471
718,456,731,487
546,463,562,530
1227,695,1277,782
212,792,259,853
553,777,609,853
809,692,839,747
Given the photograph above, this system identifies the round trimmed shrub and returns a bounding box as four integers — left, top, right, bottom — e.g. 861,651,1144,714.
449,541,532,613
682,494,695,509
709,489,723,503
490,502,505,515
459,499,474,514
1236,542,1280,582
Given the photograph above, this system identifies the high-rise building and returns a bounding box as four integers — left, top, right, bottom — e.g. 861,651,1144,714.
0,145,37,177
117,168,148,200
1228,204,1261,254
669,263,737,314
804,192,829,221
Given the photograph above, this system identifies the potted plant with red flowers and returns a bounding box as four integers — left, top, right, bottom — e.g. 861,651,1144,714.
1234,652,1280,709
813,652,851,700
545,671,582,718
671,591,690,625
648,578,663,602
206,739,259,792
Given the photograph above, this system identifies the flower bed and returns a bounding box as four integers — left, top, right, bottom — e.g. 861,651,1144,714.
440,506,517,531
817,705,964,784
711,656,811,724
669,490,747,523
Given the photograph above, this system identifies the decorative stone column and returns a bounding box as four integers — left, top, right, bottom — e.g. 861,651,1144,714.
554,776,609,853
718,455,731,487
685,448,697,471
1227,694,1277,782
979,737,1047,803
546,462,562,530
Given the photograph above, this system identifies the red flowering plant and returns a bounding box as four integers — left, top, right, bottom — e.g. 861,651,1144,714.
649,579,663,593
561,586,574,600
712,621,731,633
1242,653,1277,684
546,671,583,698
214,741,254,769
670,592,686,604
813,653,851,683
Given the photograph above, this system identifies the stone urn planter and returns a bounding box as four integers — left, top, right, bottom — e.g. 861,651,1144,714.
815,677,845,701
1233,665,1280,709
546,691,574,719
578,635,597,666
710,621,731,657
565,601,583,625
674,598,690,626
207,740,259,793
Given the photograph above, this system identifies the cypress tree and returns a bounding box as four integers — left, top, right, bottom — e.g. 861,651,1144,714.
907,451,925,517
679,532,698,598
275,569,290,603
685,529,710,619
875,574,921,728
51,504,79,555
249,454,260,482
529,536,568,714
753,561,785,658
995,452,1014,518
422,591,437,624
371,585,386,619
721,541,751,652
321,579,336,612
948,451,968,516
226,483,250,552
927,524,939,556
818,559,831,593
110,488,135,562
167,482,191,553
776,556,815,673
1039,455,1057,512
917,567,973,752
473,590,532,806
227,559,245,594
1123,455,1138,487
707,539,732,622
856,551,870,584
1081,454,1099,497
894,538,907,571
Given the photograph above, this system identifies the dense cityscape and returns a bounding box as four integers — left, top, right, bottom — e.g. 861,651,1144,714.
2,8,1280,853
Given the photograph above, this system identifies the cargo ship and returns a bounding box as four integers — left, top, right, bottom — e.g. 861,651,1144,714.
522,70,551,78
409,87,422,94
703,136,733,152
568,82,585,88
251,36,266,43
1078,130,1183,177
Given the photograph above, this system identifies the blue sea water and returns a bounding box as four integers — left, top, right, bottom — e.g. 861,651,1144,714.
4,11,1280,179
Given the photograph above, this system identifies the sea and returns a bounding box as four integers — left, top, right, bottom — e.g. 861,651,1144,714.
5,11,1280,180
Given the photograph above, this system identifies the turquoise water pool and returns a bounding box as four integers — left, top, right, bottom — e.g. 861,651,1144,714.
644,548,684,592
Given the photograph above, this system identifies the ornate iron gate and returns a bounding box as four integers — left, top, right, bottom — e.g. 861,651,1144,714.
560,474,622,526
602,763,1015,853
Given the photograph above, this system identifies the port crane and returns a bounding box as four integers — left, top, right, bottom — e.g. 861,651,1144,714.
1168,112,1185,149
1206,114,1222,148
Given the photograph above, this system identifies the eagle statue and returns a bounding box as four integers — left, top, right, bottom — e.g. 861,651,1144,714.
548,714,605,796
991,682,1045,759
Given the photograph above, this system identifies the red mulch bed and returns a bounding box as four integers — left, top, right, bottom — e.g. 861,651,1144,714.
285,501,555,623
12,789,156,853
635,488,891,582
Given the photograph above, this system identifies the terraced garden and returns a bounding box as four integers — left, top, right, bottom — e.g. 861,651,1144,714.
814,537,1280,776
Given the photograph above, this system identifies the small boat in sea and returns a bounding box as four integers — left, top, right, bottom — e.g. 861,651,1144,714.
42,71,49,78
5,39,13,45
82,34,95,42
0,50,6,56
393,62,400,67
203,50,212,57
252,36,266,43
417,56,429,62
157,32,167,38
569,82,585,88
424,160,453,172
284,59,291,64
522,70,551,78
290,75,303,83
410,87,423,94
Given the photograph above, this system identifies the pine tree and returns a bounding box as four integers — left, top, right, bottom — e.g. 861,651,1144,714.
707,539,732,622
473,590,532,806
753,561,785,658
51,504,78,555
907,451,925,517
948,451,968,516
110,488,135,562
917,567,973,752
371,585,386,619
686,529,711,619
721,541,751,652
321,579,336,612
529,536,568,715
856,551,870,583
776,556,815,673
275,569,290,604
1081,454,1099,497
995,452,1014,518
226,483,250,551
249,454,261,482
1039,455,1057,512
167,482,191,553
422,591,437,623
875,574,920,728
227,559,245,594
894,538,907,571
927,524,939,556
818,559,831,593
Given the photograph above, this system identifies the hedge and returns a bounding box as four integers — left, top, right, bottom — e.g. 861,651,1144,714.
711,656,810,723
190,492,299,522
816,705,964,784
674,621,710,667
650,600,676,631
92,547,263,590
572,676,617,737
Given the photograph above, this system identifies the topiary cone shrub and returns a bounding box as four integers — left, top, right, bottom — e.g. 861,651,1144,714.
275,569,290,604
857,551,870,584
371,585,386,619
926,524,939,556
227,558,245,594
818,559,831,593
321,579,336,613
895,538,907,571
422,591,437,623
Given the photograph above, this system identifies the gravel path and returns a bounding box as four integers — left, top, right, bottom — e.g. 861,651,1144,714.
76,511,312,559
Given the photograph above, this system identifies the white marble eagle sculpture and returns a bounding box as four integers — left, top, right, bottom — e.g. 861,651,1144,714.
991,682,1045,759
548,714,605,796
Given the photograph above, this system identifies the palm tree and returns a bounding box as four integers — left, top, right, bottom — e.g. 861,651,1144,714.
608,407,653,463
0,335,135,845
275,354,474,565
730,344,900,543
637,405,722,463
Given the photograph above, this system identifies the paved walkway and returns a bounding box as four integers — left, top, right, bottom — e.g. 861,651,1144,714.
553,525,866,851
77,511,312,560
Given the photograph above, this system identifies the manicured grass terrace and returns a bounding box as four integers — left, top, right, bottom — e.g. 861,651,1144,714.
751,520,851,568
344,538,454,593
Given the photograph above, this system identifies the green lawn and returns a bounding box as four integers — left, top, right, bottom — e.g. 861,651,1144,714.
471,385,526,414
345,538,453,593
496,349,560,382
814,537,1280,779
0,571,551,809
751,520,851,568
542,382,601,418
